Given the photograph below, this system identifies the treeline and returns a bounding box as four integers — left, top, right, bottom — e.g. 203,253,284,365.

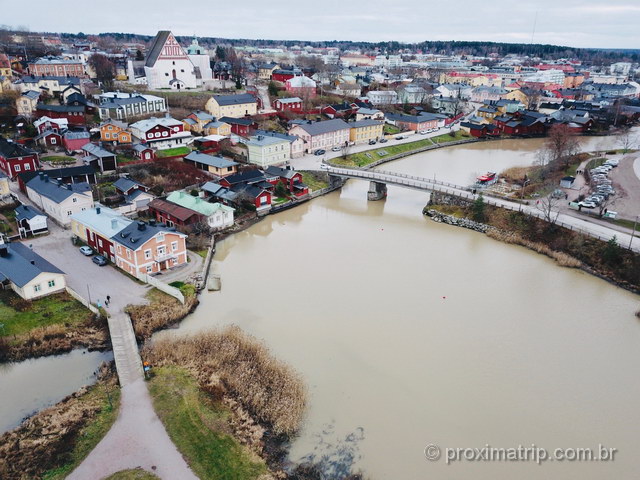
4,28,640,63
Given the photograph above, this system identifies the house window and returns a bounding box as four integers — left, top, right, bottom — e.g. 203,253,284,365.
34,284,41,292
155,132,161,138
72,198,77,203
51,138,56,144
157,232,165,243
171,241,178,252
146,265,153,273
25,164,31,170
127,249,131,259
105,133,110,139
157,245,166,256
14,165,20,172
144,249,152,259
98,239,103,247
67,210,72,216
48,280,56,288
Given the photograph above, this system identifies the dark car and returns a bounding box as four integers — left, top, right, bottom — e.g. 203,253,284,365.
368,139,377,145
396,136,405,140
92,255,108,266
379,138,388,143
314,149,326,156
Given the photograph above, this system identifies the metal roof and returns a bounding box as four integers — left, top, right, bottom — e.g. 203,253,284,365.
184,151,238,169
0,242,64,288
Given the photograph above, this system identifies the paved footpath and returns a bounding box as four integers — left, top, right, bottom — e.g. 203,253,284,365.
68,378,198,480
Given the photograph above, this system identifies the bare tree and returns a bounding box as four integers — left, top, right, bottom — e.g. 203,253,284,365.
543,124,581,168
534,188,562,225
617,128,638,153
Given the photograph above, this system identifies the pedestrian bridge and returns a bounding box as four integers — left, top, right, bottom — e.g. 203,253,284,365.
325,165,475,201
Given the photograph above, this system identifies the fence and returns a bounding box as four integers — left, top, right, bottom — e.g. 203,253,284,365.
140,274,185,304
65,286,100,315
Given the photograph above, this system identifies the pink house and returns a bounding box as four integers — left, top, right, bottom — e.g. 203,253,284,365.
289,119,350,153
285,76,317,99
62,131,90,153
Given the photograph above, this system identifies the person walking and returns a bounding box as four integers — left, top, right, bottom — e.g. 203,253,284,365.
106,295,111,307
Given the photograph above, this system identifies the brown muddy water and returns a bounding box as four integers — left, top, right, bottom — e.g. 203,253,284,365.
167,134,640,479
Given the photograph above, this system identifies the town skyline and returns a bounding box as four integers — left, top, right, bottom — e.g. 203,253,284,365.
2,0,640,50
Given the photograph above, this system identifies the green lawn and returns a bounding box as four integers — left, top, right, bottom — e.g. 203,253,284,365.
0,291,93,337
333,130,471,168
104,469,159,480
41,155,76,164
300,171,329,191
42,384,121,480
148,366,267,480
117,154,137,165
156,146,191,158
383,124,401,135
273,196,290,205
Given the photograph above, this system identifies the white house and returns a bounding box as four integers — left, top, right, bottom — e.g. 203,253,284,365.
15,204,48,238
129,116,192,150
97,92,167,120
366,90,399,105
25,173,94,227
165,191,235,230
0,239,66,300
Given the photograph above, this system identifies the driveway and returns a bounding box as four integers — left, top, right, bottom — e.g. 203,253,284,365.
25,223,149,312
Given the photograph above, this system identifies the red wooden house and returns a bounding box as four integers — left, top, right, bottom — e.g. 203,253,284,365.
219,117,254,136
264,166,309,197
148,198,203,231
36,104,86,125
274,97,303,113
0,137,40,178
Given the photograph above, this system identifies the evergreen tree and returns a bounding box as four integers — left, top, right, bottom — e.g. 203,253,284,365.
472,193,486,222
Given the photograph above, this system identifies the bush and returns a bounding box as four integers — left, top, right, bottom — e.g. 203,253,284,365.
8,296,32,312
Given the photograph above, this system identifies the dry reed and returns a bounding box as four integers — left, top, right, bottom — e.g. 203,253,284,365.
144,326,307,436
486,229,582,268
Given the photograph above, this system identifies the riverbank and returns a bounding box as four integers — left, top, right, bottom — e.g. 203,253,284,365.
0,363,119,480
143,327,322,478
0,291,110,363
425,192,640,294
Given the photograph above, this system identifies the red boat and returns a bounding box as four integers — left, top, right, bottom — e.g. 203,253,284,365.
477,172,497,183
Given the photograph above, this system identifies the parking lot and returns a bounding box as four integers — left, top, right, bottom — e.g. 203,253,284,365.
26,223,150,312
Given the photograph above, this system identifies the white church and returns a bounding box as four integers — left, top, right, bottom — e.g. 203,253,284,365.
127,31,212,90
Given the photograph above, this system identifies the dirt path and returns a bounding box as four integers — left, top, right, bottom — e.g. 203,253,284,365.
68,378,198,480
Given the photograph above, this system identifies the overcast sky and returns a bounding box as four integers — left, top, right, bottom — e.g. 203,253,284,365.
4,0,640,49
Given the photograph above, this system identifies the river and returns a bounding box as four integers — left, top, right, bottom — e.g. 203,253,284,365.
0,349,113,433
171,134,640,479
1,134,638,479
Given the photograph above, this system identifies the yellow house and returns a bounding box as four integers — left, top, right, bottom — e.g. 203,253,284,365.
258,63,279,80
504,89,529,105
0,54,11,79
205,93,258,119
204,120,231,136
349,120,384,144
182,111,215,134
100,120,132,144
477,105,500,123
16,90,40,117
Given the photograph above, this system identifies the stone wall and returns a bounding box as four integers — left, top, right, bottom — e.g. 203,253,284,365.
428,191,473,208
423,209,495,234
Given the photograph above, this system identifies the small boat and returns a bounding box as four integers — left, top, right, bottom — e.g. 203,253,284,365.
477,172,497,183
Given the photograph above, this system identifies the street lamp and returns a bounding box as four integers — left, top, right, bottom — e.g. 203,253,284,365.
629,215,639,250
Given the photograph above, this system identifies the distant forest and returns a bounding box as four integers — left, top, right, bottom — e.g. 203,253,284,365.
6,28,640,63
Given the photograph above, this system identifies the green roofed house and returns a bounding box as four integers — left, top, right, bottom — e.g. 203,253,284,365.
165,191,234,230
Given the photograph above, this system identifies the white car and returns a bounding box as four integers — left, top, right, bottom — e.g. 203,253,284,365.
320,163,330,170
579,201,597,209
331,146,341,152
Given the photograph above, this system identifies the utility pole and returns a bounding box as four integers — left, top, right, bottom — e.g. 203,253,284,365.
629,215,638,250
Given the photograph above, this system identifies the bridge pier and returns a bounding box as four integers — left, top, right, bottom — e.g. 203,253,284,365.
367,181,387,201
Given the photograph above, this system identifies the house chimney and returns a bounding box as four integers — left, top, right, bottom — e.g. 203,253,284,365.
96,206,101,214
43,174,49,182
30,260,35,265
137,221,146,231
111,219,118,229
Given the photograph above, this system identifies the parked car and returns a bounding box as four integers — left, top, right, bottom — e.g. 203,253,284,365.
331,146,341,152
92,255,108,266
579,201,597,209
368,139,377,145
79,246,93,256
314,149,326,156
419,130,428,135
396,136,405,140
379,138,388,143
